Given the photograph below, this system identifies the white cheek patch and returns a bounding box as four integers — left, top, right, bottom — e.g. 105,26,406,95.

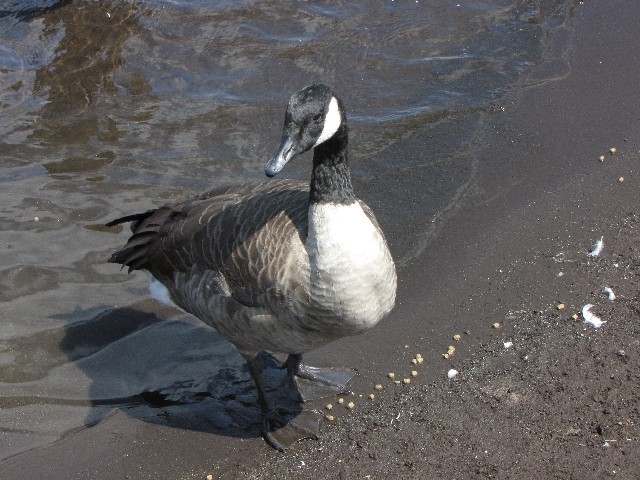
313,96,341,147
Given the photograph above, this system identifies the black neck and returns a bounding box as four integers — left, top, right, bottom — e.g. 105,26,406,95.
309,125,356,205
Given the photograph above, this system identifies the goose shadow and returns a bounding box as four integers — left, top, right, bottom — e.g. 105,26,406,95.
57,304,317,441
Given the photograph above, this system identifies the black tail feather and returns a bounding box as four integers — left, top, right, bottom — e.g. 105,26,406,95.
105,210,155,228
107,210,158,272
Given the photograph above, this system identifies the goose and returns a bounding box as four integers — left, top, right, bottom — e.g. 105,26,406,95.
106,84,397,450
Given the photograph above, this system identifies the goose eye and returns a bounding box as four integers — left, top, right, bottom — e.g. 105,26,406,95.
313,113,323,122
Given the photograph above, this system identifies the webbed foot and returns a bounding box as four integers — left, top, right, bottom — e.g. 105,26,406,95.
262,409,321,452
283,354,356,401
247,352,322,450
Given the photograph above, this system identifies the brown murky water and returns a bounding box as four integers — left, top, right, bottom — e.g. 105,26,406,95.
0,0,575,460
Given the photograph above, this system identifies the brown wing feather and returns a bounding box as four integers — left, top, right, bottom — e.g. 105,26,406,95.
108,179,309,302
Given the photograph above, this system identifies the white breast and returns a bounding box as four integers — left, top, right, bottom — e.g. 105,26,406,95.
306,202,396,330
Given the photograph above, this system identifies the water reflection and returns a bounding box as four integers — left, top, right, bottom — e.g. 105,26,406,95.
31,0,145,149
0,0,71,21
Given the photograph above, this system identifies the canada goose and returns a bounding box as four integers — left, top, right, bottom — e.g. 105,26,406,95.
106,84,397,450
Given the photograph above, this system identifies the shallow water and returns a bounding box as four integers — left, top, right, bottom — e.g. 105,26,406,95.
0,0,575,459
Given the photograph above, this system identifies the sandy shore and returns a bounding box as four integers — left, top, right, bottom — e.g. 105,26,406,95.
1,1,638,478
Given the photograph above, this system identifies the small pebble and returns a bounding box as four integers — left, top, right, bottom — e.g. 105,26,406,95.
337,397,344,404
347,401,355,409
610,147,617,154
503,341,513,349
388,372,395,379
394,380,401,385
411,358,418,365
207,475,213,480
375,384,383,391
403,378,411,384
416,356,424,364
618,176,624,183
411,370,418,377
34,216,40,222
557,303,565,310
572,313,579,320
325,414,335,421
443,353,450,359
325,403,333,410
599,155,605,162
368,393,375,400
447,369,459,379
453,334,461,341
492,322,501,329
447,345,456,354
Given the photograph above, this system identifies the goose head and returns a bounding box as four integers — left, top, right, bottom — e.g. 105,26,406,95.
265,84,344,177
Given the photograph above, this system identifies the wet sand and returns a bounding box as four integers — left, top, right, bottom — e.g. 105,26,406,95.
1,0,639,478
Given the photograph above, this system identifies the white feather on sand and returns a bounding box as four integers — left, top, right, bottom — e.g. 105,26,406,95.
582,304,605,328
588,236,604,257
603,287,616,301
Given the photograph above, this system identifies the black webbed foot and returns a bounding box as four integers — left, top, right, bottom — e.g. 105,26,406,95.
247,352,320,451
246,352,354,451
282,353,356,402
262,409,321,452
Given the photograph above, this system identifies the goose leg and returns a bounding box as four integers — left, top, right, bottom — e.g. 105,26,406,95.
282,353,303,392
246,353,318,451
